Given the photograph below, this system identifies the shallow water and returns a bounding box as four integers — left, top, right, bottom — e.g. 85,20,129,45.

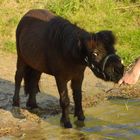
2,98,140,140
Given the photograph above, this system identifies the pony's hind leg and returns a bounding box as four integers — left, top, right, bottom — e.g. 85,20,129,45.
24,66,41,109
13,57,25,107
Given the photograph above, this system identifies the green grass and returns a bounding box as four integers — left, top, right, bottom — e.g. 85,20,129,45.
0,0,140,65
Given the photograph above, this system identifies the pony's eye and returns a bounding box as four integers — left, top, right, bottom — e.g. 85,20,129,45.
93,52,98,56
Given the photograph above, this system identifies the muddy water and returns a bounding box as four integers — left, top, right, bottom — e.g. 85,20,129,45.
2,99,140,140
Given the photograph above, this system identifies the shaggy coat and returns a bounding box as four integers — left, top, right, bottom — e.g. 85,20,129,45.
13,9,124,128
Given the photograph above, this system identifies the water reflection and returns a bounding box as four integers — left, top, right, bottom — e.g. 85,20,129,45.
6,99,140,140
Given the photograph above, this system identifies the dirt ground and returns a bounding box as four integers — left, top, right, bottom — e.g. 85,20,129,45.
0,51,140,137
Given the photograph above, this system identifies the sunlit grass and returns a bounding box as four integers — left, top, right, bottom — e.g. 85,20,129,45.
0,0,140,65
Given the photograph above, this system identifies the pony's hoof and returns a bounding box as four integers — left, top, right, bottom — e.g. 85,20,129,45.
75,113,85,121
78,115,85,121
74,120,85,128
64,122,72,128
26,102,38,109
11,106,25,119
60,118,72,128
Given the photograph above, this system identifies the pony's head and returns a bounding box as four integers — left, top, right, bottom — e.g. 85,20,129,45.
81,30,124,82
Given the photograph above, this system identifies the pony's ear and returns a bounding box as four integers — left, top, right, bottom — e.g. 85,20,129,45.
94,30,116,46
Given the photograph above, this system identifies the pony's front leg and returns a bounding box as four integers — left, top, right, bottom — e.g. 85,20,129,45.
55,77,72,128
71,74,85,121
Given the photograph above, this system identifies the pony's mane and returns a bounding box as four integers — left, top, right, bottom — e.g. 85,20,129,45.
45,16,91,59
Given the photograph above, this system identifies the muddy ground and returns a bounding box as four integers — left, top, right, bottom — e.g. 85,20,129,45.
0,51,140,137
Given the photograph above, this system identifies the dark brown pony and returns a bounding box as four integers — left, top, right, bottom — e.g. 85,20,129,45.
13,9,124,128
